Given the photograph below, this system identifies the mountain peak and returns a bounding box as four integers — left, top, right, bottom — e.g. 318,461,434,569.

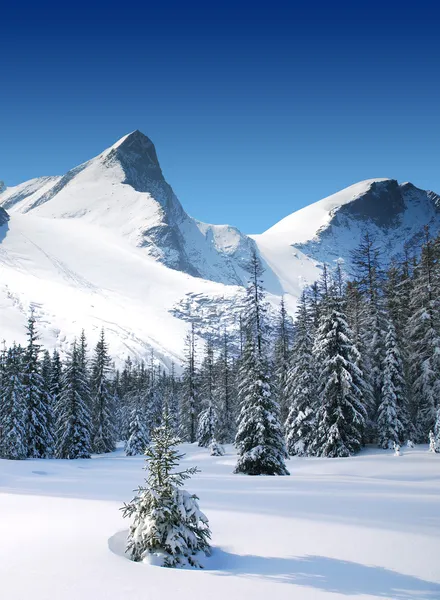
110,129,154,152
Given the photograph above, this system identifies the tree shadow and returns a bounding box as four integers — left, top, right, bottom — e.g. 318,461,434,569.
108,533,440,598
208,549,440,599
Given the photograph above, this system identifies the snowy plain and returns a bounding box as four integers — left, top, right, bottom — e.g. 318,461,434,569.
1,444,439,600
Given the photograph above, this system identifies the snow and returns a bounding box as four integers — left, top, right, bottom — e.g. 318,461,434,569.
0,212,241,367
0,444,439,599
261,179,391,244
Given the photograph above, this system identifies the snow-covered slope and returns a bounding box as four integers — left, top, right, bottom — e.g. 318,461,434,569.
256,179,440,267
1,133,440,365
0,212,246,368
1,443,439,600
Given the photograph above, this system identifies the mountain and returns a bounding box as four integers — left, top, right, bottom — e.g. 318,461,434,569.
1,134,439,365
0,131,254,286
254,178,440,290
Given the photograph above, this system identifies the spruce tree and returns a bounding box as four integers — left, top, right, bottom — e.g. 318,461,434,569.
0,345,27,459
23,311,51,458
216,331,236,444
313,274,367,457
285,291,316,456
40,349,55,457
55,341,92,459
122,411,211,567
234,251,289,476
125,394,149,456
377,321,405,449
90,329,116,453
180,323,199,443
407,227,440,440
197,338,217,447
274,297,292,425
351,233,387,420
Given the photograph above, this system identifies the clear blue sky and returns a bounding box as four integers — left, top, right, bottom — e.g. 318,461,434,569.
1,1,439,233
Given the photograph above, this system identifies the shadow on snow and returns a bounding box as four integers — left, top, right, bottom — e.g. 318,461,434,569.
108,532,440,599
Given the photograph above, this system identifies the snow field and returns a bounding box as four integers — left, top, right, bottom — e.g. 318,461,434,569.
1,444,439,600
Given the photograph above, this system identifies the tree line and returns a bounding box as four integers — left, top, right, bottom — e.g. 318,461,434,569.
1,227,439,469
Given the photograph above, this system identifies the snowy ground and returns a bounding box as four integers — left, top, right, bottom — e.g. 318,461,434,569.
1,444,439,600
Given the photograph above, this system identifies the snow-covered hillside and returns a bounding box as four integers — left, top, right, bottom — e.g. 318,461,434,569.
1,443,439,600
0,212,245,367
256,178,440,267
1,133,439,364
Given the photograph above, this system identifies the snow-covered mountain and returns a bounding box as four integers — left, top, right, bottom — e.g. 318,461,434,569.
0,131,254,286
1,133,439,365
255,179,440,272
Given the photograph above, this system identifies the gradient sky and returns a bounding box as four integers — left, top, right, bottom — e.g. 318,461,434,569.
1,2,439,233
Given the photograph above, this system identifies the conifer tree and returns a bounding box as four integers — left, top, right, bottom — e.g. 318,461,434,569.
180,323,199,443
351,232,387,414
122,411,211,567
216,331,236,444
163,363,180,434
313,273,367,457
377,321,405,448
90,329,116,453
125,394,149,456
197,404,217,448
285,291,316,456
24,311,51,458
274,297,292,425
40,349,55,457
55,341,92,459
197,338,217,447
234,251,289,476
0,345,27,459
50,349,62,406
407,227,440,440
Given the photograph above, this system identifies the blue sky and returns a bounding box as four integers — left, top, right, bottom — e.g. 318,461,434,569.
1,1,439,233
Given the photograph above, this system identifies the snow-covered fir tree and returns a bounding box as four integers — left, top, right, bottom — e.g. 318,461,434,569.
40,349,55,457
90,329,116,453
313,270,367,457
351,233,387,417
55,341,92,459
284,291,316,456
215,330,236,444
274,297,292,425
209,437,225,456
125,393,149,456
407,227,440,441
197,404,217,448
23,311,51,458
122,410,211,567
377,321,405,449
197,338,218,447
50,349,62,409
0,345,27,459
164,363,180,434
234,251,289,476
180,322,199,443
147,353,163,429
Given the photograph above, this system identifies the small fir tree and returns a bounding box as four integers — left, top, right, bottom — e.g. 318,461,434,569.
121,411,211,568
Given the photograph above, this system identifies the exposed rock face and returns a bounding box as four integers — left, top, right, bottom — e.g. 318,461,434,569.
294,179,440,263
0,206,9,225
